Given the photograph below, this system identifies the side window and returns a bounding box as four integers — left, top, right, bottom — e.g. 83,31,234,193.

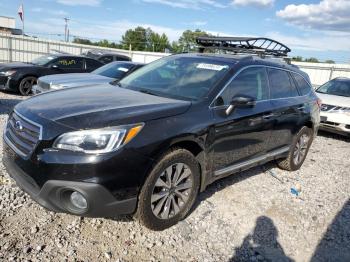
54,57,83,69
293,73,311,96
86,59,103,70
268,69,299,99
116,56,130,61
99,56,113,64
219,67,269,106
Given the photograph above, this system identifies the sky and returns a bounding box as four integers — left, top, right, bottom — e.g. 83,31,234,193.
0,0,349,63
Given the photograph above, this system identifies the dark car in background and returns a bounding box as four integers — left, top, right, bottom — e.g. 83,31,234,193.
2,37,320,230
83,49,131,64
0,54,103,95
33,61,144,94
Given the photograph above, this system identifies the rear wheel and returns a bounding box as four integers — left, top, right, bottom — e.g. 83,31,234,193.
277,126,313,171
19,76,37,96
136,148,200,230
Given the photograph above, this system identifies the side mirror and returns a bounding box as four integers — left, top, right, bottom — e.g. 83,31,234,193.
225,96,256,115
50,64,59,70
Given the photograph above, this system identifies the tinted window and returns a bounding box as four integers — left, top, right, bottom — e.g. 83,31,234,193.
219,67,269,105
293,73,311,96
86,59,103,70
92,62,134,79
268,69,299,99
316,79,350,97
32,55,57,66
119,56,231,101
54,57,83,69
100,56,113,64
116,56,131,61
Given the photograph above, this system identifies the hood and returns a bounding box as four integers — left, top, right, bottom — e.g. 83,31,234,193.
39,73,113,87
0,62,39,70
15,84,191,129
316,92,350,108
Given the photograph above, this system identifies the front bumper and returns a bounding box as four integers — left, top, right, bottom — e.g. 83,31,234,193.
0,75,11,90
2,139,153,217
319,112,350,136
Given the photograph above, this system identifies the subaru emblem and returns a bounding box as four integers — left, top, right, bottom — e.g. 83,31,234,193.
14,120,23,131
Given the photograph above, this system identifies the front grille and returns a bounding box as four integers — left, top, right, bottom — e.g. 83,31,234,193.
321,121,340,127
321,104,350,112
0,76,9,85
4,111,42,158
37,79,50,90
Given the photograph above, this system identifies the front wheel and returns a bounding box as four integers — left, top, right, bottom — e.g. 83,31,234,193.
277,126,313,171
136,148,200,230
19,76,37,96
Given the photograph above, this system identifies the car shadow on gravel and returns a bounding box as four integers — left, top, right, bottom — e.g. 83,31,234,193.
317,130,350,142
310,199,350,262
0,98,23,115
229,216,294,262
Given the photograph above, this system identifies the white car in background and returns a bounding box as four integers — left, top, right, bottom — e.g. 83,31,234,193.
316,77,350,137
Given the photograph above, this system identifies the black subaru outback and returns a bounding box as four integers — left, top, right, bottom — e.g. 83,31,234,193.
3,37,320,230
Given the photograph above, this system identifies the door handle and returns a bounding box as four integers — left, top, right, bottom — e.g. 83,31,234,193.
263,113,275,119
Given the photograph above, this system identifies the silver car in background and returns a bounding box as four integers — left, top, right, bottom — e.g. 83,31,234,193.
316,77,350,137
33,61,144,94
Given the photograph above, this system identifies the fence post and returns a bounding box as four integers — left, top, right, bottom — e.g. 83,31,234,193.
8,36,12,62
329,67,334,81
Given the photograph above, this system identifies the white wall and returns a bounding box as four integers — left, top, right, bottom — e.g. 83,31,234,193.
0,17,16,29
0,33,170,64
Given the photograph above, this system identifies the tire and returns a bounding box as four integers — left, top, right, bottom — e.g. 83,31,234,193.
135,148,200,231
18,76,37,96
277,126,313,171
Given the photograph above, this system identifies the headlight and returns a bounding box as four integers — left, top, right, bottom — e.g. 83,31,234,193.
53,124,144,153
0,70,16,76
50,83,65,90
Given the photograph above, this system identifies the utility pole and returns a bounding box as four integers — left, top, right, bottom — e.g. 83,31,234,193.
64,17,70,42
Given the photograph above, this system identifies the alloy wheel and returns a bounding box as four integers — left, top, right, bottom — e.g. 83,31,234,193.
293,134,310,165
151,163,193,220
19,77,37,95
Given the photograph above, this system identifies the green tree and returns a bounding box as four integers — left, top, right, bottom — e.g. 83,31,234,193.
178,29,210,52
304,57,319,63
73,38,93,45
292,56,303,62
121,27,147,51
325,59,335,64
148,32,170,52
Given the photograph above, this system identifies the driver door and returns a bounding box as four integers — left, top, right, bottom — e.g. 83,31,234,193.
211,66,274,173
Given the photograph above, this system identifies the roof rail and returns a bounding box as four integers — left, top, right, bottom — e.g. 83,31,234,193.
196,36,291,57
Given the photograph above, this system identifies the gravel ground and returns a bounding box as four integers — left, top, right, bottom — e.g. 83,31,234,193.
0,91,349,262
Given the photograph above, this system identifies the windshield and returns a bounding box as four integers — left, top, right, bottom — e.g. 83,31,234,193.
92,62,133,79
31,55,57,66
317,79,350,98
118,56,231,101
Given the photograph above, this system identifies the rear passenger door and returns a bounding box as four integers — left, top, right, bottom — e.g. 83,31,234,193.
267,68,304,150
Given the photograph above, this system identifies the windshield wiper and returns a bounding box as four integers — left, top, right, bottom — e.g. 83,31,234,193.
138,89,160,97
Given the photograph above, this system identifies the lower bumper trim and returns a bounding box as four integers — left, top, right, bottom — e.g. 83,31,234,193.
3,154,137,217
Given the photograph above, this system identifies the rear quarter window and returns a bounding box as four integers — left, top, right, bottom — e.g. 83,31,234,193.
293,73,311,96
268,68,299,99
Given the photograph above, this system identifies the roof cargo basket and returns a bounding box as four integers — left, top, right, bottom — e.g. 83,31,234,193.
196,36,291,57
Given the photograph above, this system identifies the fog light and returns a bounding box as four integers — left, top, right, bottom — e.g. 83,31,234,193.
70,191,88,210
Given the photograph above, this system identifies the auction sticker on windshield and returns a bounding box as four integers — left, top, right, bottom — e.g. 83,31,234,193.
197,63,228,71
